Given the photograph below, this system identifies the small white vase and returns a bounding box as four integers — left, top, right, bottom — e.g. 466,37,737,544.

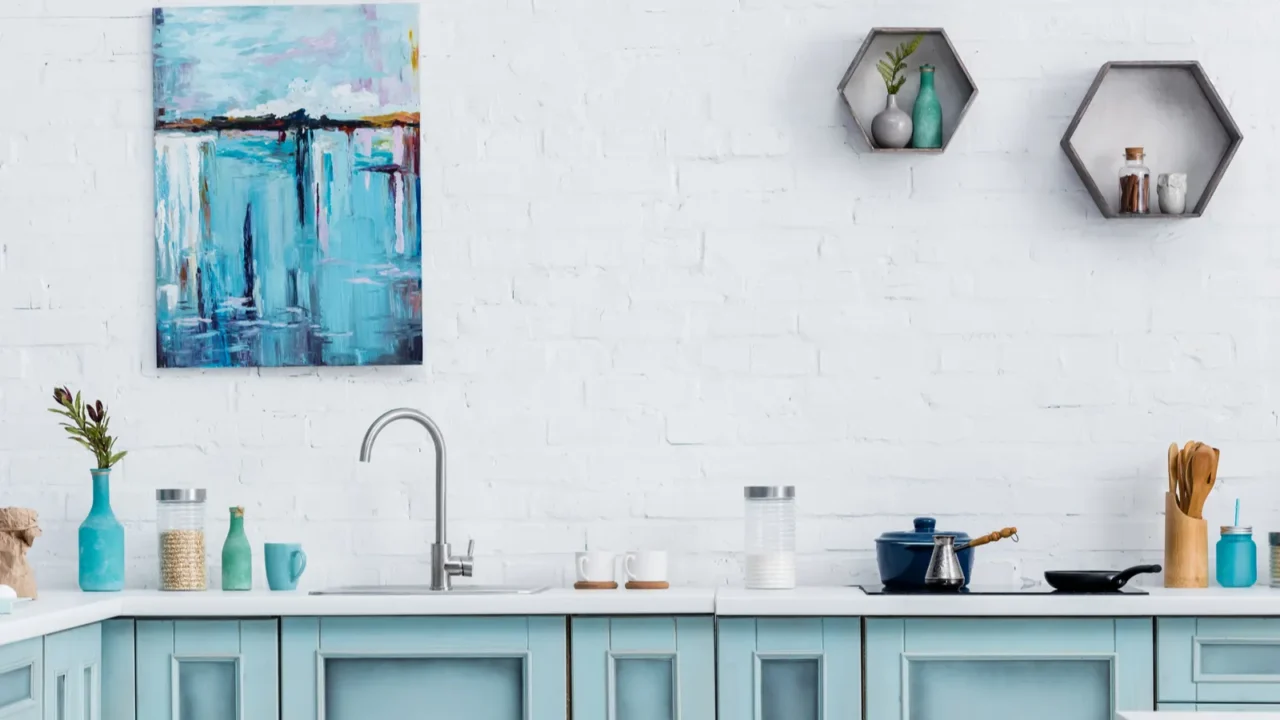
1157,173,1188,215
871,94,913,149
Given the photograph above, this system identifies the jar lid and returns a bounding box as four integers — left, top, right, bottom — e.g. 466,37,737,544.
744,486,794,499
1124,147,1145,159
875,517,971,546
1221,525,1253,535
1271,532,1280,546
157,488,206,502
920,64,935,72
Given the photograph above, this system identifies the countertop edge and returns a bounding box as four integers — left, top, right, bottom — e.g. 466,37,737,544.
6,587,1280,646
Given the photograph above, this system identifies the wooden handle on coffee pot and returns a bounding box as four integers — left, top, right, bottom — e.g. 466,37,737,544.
963,527,1018,550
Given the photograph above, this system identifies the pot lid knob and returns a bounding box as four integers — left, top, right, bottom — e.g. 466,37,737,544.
913,517,936,532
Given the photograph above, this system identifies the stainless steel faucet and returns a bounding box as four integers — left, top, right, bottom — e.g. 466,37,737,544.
359,408,474,591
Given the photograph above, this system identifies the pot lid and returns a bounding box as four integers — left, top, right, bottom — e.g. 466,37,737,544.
875,517,971,545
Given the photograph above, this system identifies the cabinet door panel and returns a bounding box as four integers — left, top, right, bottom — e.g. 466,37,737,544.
866,618,1153,720
136,620,277,720
716,617,860,720
101,620,133,720
570,616,713,720
44,624,100,720
1159,617,1280,703
0,638,41,720
281,616,565,720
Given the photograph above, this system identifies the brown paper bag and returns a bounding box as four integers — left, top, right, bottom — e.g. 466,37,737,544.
0,509,40,598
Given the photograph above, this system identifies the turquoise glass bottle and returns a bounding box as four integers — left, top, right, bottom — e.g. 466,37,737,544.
221,506,252,591
79,469,124,591
911,64,943,149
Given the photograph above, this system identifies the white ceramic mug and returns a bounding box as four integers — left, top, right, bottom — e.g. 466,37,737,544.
624,551,668,582
575,551,616,583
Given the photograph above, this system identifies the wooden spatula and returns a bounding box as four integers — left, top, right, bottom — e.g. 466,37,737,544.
1167,442,1179,497
1188,445,1215,519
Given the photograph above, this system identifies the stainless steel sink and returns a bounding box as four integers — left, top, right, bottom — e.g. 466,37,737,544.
311,585,547,596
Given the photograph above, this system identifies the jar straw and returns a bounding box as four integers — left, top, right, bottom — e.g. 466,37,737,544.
1235,498,1241,527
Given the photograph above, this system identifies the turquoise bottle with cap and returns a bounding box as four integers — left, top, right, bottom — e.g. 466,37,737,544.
1217,500,1256,588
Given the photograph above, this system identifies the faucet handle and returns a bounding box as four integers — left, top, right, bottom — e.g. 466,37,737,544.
456,539,475,577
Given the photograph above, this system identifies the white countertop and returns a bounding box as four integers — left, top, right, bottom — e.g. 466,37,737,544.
716,586,1280,617
7,585,1280,647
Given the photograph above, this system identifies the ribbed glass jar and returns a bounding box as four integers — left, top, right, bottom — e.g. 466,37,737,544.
1270,533,1280,588
744,486,796,589
157,489,207,591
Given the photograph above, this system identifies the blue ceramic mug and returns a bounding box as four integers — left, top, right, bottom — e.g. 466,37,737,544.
264,543,307,591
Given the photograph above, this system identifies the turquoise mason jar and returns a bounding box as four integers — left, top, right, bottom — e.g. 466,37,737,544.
79,468,125,591
1216,526,1257,588
911,64,943,149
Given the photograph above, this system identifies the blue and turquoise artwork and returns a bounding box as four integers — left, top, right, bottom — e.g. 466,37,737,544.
153,4,422,368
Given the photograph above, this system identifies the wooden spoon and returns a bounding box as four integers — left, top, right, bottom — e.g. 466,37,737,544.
1188,445,1215,519
1181,441,1200,514
1167,442,1179,497
962,527,1018,550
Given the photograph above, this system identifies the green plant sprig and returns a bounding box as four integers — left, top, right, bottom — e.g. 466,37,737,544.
49,387,126,470
876,34,924,95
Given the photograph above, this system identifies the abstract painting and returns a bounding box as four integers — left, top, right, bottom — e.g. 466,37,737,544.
153,4,422,368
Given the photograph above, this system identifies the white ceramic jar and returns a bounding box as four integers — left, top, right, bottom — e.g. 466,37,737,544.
744,486,796,589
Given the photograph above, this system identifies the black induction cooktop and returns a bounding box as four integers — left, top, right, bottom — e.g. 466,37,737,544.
857,585,1148,595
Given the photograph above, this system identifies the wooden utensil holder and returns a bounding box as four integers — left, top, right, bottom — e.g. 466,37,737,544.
1164,491,1208,588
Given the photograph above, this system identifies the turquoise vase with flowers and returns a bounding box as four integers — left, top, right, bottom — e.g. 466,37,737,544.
50,388,127,592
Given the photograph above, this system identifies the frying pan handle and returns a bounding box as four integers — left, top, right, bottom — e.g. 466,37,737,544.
1112,564,1162,588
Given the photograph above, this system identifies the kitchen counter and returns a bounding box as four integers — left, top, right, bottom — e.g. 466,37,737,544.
0,588,717,645
716,586,1280,617
7,585,1280,647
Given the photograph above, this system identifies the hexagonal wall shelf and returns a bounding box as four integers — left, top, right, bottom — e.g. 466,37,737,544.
838,28,978,153
1061,61,1243,219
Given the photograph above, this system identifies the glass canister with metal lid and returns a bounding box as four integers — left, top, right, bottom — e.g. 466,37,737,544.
157,489,207,591
744,486,795,589
1217,525,1256,588
1269,532,1280,588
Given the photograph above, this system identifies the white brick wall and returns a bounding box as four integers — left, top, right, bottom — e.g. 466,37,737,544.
1,0,1276,591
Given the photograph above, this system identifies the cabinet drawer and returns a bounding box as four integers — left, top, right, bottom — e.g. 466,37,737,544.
1159,618,1280,703
867,618,1153,720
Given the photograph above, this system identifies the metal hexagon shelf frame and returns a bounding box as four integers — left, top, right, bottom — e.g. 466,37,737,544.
838,27,978,153
1061,61,1243,219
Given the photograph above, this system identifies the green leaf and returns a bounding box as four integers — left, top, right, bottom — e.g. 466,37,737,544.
108,451,127,467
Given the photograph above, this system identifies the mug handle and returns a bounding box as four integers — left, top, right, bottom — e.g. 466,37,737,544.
577,555,588,580
291,550,308,582
624,554,637,581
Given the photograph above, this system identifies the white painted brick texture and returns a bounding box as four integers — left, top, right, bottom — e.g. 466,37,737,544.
1,0,1277,591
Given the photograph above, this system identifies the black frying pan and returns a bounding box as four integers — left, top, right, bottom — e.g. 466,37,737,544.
1044,564,1162,592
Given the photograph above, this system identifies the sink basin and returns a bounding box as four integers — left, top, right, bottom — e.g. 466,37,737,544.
310,585,548,596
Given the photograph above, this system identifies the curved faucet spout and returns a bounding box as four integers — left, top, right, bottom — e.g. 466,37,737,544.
358,408,448,549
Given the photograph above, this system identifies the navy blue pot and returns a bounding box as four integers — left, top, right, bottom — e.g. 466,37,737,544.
875,517,975,588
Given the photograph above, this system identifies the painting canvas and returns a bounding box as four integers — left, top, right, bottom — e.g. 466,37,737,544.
153,4,422,368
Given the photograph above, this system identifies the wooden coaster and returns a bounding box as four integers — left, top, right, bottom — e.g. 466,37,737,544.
574,581,618,590
625,581,669,590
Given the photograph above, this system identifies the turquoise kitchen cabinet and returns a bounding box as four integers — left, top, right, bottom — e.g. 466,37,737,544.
717,617,861,719
865,618,1153,720
0,637,42,720
101,621,134,720
43,623,100,720
570,616,714,720
281,616,566,720
1159,617,1280,704
136,620,278,720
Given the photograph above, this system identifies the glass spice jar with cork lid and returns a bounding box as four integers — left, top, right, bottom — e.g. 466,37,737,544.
1119,147,1151,214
